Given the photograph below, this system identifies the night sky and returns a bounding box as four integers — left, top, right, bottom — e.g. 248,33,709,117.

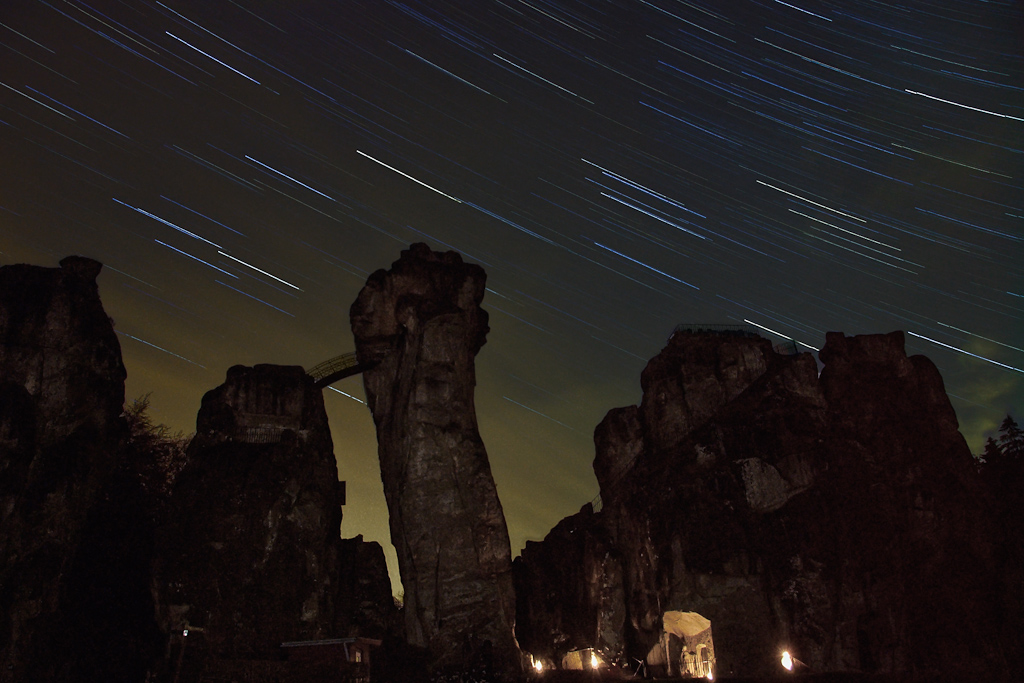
2,0,1021,594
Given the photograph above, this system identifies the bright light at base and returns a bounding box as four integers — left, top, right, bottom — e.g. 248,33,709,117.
781,651,793,671
533,659,543,673
590,652,600,669
706,671,714,680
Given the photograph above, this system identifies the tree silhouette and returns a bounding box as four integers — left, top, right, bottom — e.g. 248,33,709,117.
978,414,1022,473
998,415,1024,462
979,415,1024,674
123,394,192,514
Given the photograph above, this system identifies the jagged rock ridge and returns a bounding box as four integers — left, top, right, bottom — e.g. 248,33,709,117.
515,329,1004,678
351,243,520,677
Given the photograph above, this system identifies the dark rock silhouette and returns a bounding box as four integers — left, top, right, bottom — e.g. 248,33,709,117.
4,253,1016,682
351,243,520,677
153,363,396,676
337,534,398,641
0,256,159,681
515,329,1004,678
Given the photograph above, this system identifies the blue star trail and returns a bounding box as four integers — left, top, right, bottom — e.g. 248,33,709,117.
2,0,1021,588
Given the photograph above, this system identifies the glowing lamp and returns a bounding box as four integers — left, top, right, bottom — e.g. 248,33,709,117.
590,652,600,669
533,659,543,673
781,651,793,671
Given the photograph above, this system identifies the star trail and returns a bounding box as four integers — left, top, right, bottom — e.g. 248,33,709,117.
1,0,1021,593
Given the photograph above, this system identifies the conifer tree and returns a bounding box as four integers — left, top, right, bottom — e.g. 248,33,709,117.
998,415,1023,462
981,436,1002,468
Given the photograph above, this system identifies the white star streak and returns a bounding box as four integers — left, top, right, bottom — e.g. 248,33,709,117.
582,158,705,218
937,323,1024,354
771,0,831,21
244,156,335,200
905,90,1024,122
114,199,222,248
356,150,463,203
756,180,866,223
600,192,706,239
155,240,237,278
399,47,503,99
116,331,205,367
908,331,1023,374
492,53,595,103
217,252,303,291
0,81,74,119
165,32,260,84
788,210,900,251
743,319,820,351
328,386,365,404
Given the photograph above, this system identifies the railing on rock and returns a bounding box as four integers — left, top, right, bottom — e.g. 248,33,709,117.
773,340,800,356
669,323,759,340
305,352,379,389
671,324,802,356
238,426,287,444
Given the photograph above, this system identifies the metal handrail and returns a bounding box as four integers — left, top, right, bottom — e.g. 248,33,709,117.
306,352,361,382
670,323,759,339
305,351,380,389
773,340,799,356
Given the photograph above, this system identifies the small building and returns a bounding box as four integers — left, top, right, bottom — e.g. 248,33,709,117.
645,611,715,679
280,637,382,682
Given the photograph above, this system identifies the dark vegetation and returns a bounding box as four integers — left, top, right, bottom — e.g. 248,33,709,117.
976,414,1024,675
28,398,193,682
976,414,1024,475
123,394,192,513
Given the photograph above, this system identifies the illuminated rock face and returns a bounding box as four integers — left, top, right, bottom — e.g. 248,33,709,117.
351,243,520,677
515,330,1004,678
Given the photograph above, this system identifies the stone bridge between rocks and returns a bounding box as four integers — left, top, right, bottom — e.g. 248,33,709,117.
305,352,378,389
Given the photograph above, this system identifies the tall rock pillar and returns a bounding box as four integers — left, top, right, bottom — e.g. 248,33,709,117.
153,364,345,670
0,256,157,681
351,244,519,675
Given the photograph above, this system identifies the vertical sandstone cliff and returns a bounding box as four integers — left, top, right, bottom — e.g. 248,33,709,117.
515,329,1002,678
153,364,349,674
350,244,520,676
0,257,398,682
0,257,157,681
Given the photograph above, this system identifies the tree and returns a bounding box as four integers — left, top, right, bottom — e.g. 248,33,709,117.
998,415,1024,462
978,436,1002,470
122,394,191,509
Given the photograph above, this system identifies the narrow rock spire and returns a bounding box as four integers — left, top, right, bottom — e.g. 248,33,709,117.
351,243,520,677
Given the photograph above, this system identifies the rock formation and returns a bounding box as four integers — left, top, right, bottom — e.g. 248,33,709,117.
515,329,1005,678
336,535,398,641
0,257,398,682
351,243,520,676
153,363,393,677
0,256,158,681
